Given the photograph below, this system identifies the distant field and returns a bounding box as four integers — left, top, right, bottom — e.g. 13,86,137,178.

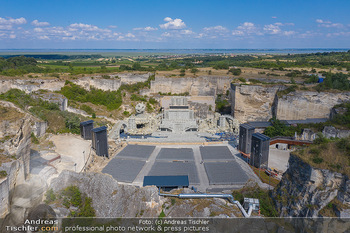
1,48,348,57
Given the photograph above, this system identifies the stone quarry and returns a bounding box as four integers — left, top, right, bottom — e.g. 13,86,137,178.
230,83,350,122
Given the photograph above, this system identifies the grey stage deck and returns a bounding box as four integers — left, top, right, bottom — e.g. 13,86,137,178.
102,158,145,183
156,148,194,161
147,161,199,184
116,145,155,160
200,146,234,161
204,161,249,185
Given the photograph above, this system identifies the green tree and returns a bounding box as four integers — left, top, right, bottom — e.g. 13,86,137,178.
229,68,242,76
191,68,199,75
180,68,186,76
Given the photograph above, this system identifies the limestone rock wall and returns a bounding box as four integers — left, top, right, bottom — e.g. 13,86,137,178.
276,91,350,120
0,79,65,94
0,73,151,94
272,154,350,217
230,84,283,122
230,84,350,122
73,77,121,91
0,110,31,217
150,76,232,96
119,73,150,84
50,171,164,217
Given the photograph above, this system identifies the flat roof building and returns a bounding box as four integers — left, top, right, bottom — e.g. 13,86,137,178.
143,175,189,191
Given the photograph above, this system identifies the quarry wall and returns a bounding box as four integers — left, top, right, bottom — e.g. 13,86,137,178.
272,154,350,217
275,91,350,120
150,76,232,96
230,84,350,122
230,84,283,122
0,106,31,217
0,73,151,94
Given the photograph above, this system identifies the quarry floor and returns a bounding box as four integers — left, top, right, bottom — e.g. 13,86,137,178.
102,143,269,192
30,134,91,183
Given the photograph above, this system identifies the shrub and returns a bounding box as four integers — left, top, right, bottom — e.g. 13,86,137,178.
0,170,7,178
229,68,242,76
31,132,40,144
238,77,246,82
312,157,324,164
45,189,56,204
61,83,122,110
80,104,95,115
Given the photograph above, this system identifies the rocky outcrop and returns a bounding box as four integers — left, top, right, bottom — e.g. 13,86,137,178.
322,126,350,139
0,79,65,94
275,91,350,120
150,76,232,96
0,73,151,94
49,171,164,217
230,84,283,122
272,154,350,217
230,84,350,122
0,102,32,217
73,77,121,91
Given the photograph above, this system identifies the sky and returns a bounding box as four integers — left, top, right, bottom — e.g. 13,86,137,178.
0,0,349,49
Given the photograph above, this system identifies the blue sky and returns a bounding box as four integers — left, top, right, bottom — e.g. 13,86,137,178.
0,0,349,49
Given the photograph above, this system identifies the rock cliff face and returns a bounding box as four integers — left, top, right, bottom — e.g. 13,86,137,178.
0,73,151,94
50,171,164,217
73,77,121,91
230,84,283,122
230,84,350,122
0,79,65,94
275,91,350,120
150,76,232,96
0,102,32,217
272,154,350,217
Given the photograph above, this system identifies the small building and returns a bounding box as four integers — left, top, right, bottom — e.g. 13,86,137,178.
243,198,260,212
143,175,189,191
91,126,109,158
238,124,255,155
250,133,270,169
80,120,94,140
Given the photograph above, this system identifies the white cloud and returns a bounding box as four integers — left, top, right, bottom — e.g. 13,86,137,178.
39,35,49,40
31,20,50,27
316,19,343,28
316,19,331,24
34,27,44,32
161,32,171,37
125,33,135,38
133,26,158,31
321,23,343,28
232,22,262,36
203,25,228,32
0,25,12,30
264,24,281,34
9,34,16,39
164,17,172,22
0,17,27,25
264,23,295,36
108,25,117,29
69,23,111,33
282,31,296,36
160,17,186,29
181,29,194,35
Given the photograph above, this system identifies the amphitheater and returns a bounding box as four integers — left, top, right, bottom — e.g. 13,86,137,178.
103,96,263,191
